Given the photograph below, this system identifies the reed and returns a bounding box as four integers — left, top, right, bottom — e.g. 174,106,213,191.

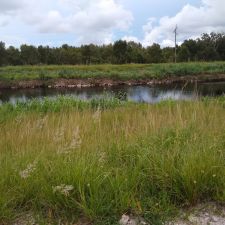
0,97,225,224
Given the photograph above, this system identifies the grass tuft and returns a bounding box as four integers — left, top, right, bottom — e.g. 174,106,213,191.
0,97,225,224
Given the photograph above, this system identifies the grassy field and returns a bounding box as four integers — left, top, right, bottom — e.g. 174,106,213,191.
1,62,225,81
0,97,225,224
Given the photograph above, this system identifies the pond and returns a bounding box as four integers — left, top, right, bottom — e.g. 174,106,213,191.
0,82,225,104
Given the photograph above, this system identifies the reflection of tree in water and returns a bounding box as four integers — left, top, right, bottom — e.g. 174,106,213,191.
127,87,146,102
148,87,162,98
126,87,154,102
1,83,225,104
127,86,179,102
114,91,128,101
197,83,225,96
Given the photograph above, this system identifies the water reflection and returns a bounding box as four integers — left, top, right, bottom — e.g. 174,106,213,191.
0,82,225,104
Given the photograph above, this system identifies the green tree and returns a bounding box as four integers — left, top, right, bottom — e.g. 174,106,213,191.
6,46,22,65
146,43,162,63
162,47,174,63
68,47,82,65
20,44,39,65
181,39,198,61
178,45,190,62
0,42,6,66
127,41,145,63
196,33,220,61
38,45,51,64
213,33,225,60
0,32,225,66
113,40,128,64
100,44,113,63
81,45,93,65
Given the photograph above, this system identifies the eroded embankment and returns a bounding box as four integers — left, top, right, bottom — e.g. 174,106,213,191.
1,74,225,89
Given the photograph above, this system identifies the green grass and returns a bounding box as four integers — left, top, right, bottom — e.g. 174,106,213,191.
0,97,225,224
1,62,225,81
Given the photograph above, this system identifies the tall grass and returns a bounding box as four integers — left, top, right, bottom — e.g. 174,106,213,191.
0,97,225,224
1,62,225,81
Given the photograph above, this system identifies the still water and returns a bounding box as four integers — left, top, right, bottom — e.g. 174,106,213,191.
0,82,225,104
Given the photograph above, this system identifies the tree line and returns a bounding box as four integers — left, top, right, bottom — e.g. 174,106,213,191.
0,32,225,66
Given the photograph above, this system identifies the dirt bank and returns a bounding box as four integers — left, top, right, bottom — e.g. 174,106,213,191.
166,202,225,225
11,202,225,225
1,74,225,89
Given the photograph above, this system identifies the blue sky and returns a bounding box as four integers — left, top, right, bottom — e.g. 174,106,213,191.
0,0,224,47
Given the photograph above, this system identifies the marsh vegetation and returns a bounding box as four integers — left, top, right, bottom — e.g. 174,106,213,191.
1,62,225,81
0,97,225,224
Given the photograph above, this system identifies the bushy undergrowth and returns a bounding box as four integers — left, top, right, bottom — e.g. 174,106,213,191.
0,97,225,224
1,62,225,81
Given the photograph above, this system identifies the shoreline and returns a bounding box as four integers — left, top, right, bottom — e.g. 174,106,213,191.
1,74,225,89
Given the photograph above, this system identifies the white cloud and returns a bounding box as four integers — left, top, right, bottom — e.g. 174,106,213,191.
0,0,26,27
1,35,26,47
0,15,10,26
161,40,175,48
143,18,156,34
142,0,225,47
122,36,140,43
0,0,25,13
1,0,225,47
1,0,133,45
38,10,71,33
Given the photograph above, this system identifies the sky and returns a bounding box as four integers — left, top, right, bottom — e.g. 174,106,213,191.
0,0,225,47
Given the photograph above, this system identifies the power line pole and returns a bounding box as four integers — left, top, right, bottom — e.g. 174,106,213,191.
174,25,178,63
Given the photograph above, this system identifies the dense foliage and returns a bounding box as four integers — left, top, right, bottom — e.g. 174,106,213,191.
0,32,225,66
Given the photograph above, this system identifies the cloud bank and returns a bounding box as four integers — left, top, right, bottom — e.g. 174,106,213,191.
0,0,133,45
0,0,225,47
142,0,225,47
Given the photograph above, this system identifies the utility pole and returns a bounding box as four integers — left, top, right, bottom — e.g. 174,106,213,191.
174,25,178,63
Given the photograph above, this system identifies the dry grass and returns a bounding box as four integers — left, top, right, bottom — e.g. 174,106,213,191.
0,98,225,224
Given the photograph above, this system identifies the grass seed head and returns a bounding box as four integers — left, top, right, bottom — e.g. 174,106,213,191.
93,107,101,123
53,184,74,196
19,161,37,179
